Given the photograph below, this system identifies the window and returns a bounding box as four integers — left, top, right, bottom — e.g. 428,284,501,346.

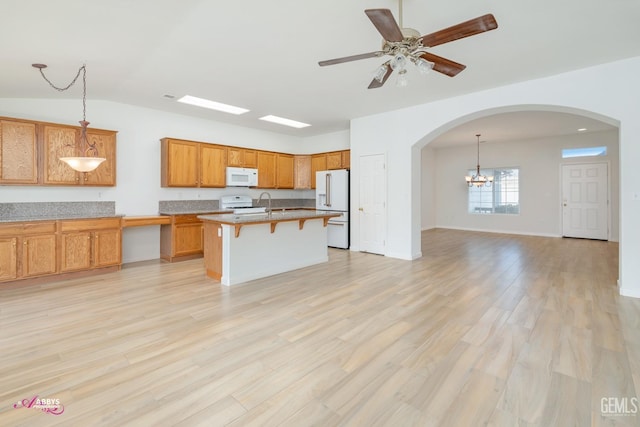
468,168,520,214
562,146,607,158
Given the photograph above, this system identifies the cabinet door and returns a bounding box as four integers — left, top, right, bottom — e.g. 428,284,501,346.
0,237,18,281
200,144,226,187
243,149,257,168
161,139,199,187
93,229,121,267
0,120,38,184
311,154,327,189
257,151,277,188
60,232,92,272
174,223,204,257
294,155,311,189
82,131,116,186
276,154,294,189
326,152,343,170
22,234,57,277
44,125,80,185
227,147,243,167
341,150,350,169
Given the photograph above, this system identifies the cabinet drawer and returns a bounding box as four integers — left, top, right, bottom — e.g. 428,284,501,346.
0,221,56,236
173,214,205,224
59,217,122,232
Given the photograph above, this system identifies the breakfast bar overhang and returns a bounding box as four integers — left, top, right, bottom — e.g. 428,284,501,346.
198,210,341,286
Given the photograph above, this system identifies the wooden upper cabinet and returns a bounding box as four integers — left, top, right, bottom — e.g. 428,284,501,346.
326,151,342,170
200,144,226,188
43,124,117,186
276,153,294,189
44,125,79,185
294,155,311,189
341,150,350,169
325,150,350,170
82,130,117,186
161,138,199,187
243,150,257,168
227,147,257,168
0,120,38,184
256,151,277,188
311,154,327,189
161,138,227,188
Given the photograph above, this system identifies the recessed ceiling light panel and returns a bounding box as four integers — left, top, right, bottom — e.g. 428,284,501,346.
259,115,310,129
177,95,249,115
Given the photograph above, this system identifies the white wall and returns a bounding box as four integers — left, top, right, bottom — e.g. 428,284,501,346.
420,146,437,230
0,99,346,263
351,55,640,298
424,130,619,240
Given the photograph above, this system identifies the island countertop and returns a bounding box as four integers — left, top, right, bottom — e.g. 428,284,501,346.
198,209,341,225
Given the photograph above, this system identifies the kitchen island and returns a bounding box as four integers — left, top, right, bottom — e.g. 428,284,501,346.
198,209,341,286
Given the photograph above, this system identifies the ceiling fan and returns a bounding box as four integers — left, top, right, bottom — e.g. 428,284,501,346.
318,1,498,88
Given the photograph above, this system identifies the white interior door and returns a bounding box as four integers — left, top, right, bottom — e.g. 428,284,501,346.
358,154,386,254
562,162,608,240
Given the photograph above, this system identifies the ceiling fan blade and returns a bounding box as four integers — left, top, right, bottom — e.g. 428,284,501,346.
365,9,404,42
318,51,383,67
419,52,466,77
420,14,498,48
368,64,393,89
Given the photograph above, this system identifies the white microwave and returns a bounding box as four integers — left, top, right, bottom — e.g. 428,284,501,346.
226,167,258,187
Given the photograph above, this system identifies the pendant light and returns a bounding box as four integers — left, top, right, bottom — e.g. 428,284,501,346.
465,134,493,187
32,63,106,172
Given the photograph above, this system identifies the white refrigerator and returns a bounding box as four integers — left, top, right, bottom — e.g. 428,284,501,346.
316,169,349,249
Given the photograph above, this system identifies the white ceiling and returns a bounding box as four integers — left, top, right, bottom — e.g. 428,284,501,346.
1,0,638,141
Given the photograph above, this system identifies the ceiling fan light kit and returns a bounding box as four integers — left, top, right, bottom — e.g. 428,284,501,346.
319,1,498,89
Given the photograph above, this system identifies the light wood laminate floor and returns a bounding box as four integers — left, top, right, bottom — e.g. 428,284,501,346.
1,229,638,426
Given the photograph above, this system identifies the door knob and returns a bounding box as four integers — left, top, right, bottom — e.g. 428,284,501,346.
359,207,364,211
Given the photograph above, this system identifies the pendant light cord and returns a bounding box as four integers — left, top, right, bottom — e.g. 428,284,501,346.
36,65,86,122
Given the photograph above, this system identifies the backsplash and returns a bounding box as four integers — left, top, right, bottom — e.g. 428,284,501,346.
158,198,315,215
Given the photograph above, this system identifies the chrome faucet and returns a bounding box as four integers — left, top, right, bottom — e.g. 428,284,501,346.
257,191,272,214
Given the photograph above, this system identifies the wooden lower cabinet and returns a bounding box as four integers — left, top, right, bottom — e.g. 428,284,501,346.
59,218,122,273
0,237,18,281
23,234,58,277
0,221,57,282
160,214,206,262
0,217,122,285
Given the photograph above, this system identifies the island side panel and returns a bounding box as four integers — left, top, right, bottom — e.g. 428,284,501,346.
203,221,223,280
220,220,328,286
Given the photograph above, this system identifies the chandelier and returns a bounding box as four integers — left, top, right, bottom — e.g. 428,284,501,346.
32,63,106,172
465,134,493,187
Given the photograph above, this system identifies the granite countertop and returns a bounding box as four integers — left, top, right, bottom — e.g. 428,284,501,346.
198,209,340,225
158,208,231,215
0,213,125,223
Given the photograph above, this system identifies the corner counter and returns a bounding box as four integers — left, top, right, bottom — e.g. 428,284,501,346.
198,210,340,286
